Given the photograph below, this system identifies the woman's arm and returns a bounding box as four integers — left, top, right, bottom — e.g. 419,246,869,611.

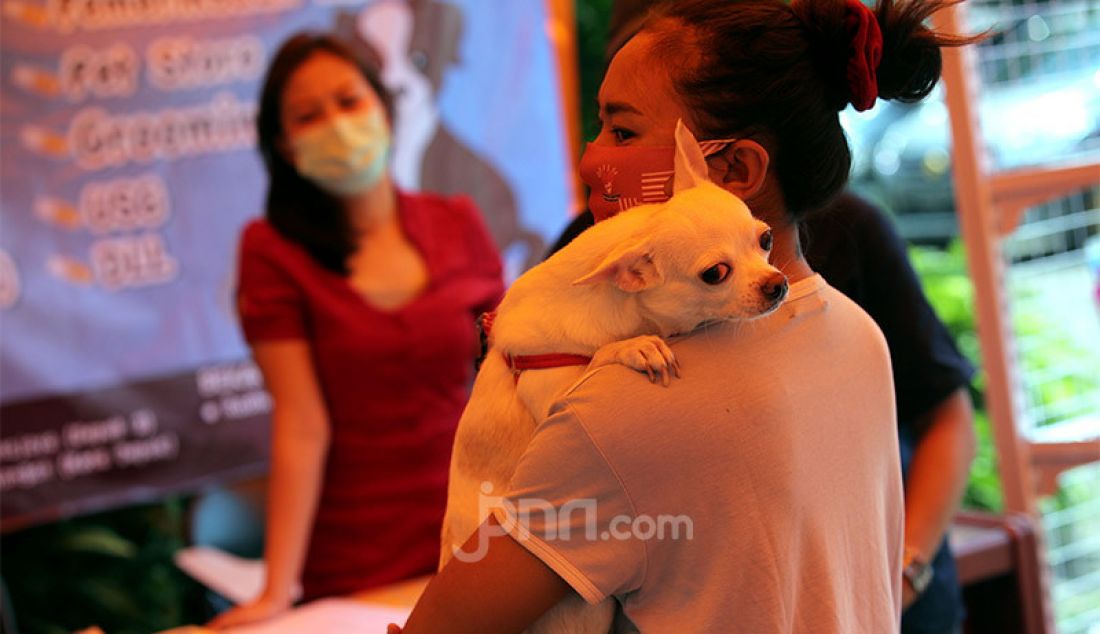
901,387,976,607
209,340,331,628
400,516,570,634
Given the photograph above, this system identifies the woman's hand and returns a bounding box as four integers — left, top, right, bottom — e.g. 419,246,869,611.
208,341,330,632
207,593,293,630
902,582,917,610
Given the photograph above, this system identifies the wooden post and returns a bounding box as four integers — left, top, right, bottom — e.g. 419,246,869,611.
545,0,584,215
933,5,1055,630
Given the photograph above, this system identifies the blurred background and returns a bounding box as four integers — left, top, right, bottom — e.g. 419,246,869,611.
1,0,1098,632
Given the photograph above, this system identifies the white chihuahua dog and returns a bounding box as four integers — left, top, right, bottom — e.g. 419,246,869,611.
440,121,788,633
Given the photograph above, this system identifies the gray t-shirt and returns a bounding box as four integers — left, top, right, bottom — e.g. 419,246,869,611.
494,274,903,633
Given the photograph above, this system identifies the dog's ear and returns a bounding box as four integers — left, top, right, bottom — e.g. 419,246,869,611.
572,242,664,293
673,119,710,194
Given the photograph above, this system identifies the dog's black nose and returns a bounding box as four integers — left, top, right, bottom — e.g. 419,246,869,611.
761,274,788,303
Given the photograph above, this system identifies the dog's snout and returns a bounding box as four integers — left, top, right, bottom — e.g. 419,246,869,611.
761,273,788,304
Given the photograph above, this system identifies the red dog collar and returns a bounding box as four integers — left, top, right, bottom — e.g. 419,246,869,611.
503,351,593,373
479,312,593,382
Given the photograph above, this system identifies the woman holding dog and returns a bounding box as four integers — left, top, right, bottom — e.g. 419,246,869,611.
550,2,980,631
398,0,973,632
209,34,504,629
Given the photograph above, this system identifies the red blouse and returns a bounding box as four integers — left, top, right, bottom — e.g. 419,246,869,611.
236,191,504,600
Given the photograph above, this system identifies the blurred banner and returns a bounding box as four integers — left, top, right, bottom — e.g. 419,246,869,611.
0,0,573,530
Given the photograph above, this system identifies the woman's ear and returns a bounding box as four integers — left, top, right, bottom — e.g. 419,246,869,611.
706,140,770,200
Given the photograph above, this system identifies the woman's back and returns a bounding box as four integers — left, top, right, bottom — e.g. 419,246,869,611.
497,274,902,632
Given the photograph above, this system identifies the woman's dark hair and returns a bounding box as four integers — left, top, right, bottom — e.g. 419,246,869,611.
642,0,976,221
256,33,393,274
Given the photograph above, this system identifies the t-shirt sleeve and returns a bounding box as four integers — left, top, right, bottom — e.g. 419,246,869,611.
850,197,976,433
236,225,308,342
451,195,505,315
493,401,645,604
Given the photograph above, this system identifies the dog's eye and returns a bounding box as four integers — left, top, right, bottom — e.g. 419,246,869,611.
759,230,773,251
699,263,731,285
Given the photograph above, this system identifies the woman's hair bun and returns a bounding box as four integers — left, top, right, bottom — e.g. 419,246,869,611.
641,0,979,219
794,0,979,108
790,0,859,110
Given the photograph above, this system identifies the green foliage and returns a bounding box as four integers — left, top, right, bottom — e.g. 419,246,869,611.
966,409,1005,511
575,0,614,143
911,235,1100,514
908,242,984,386
1,499,206,634
1038,463,1100,628
1009,284,1100,428
909,241,1003,512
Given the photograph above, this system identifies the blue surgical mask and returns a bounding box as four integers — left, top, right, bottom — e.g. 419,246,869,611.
291,108,390,196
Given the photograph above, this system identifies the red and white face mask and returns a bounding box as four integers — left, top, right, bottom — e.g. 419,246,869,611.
578,138,736,222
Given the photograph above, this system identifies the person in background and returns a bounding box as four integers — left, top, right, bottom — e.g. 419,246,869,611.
209,33,504,629
547,1,979,630
801,193,976,634
396,0,974,632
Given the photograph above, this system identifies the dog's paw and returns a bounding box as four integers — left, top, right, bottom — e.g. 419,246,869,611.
590,335,680,386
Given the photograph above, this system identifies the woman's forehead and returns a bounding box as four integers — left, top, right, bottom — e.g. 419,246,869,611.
283,52,369,105
600,33,686,124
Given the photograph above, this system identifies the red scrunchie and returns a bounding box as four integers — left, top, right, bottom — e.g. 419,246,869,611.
844,0,883,111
